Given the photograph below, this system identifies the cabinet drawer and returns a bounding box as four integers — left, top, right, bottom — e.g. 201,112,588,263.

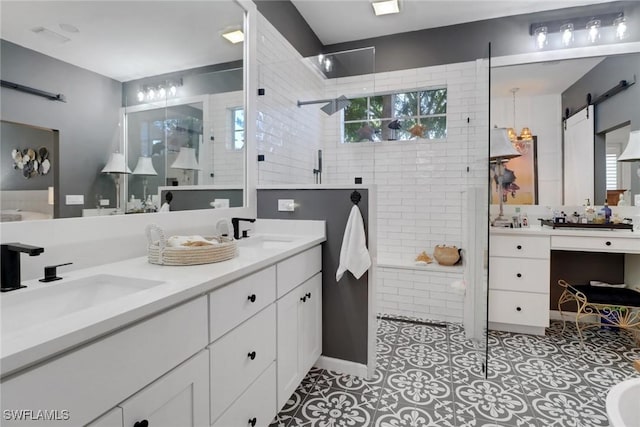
277,245,322,298
209,304,276,423
489,290,549,327
490,235,550,259
551,235,640,254
489,257,549,293
212,362,276,427
209,266,276,342
1,297,208,427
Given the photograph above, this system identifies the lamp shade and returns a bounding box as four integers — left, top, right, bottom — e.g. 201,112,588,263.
618,130,640,162
170,147,201,170
132,156,158,176
101,152,131,174
490,128,521,160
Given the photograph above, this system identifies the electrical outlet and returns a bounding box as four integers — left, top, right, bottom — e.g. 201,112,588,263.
99,199,109,206
65,195,84,205
278,199,295,212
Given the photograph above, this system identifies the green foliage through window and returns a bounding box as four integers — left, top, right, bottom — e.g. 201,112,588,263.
343,88,447,143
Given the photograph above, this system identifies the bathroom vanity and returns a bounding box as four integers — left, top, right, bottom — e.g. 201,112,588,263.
489,226,640,335
0,223,324,427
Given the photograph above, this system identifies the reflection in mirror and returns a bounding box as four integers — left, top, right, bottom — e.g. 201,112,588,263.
491,52,640,206
0,0,246,221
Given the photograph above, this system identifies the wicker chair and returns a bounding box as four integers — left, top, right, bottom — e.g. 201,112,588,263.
557,279,640,345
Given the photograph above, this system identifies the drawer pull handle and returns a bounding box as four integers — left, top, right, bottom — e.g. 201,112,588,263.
516,307,522,312
248,351,256,360
248,294,256,303
516,245,522,250
516,273,522,278
301,295,307,302
606,241,612,246
134,421,149,427
248,418,257,427
306,292,311,299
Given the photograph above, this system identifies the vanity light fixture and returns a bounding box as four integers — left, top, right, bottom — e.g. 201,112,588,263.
618,130,640,179
101,152,131,212
372,0,399,16
137,79,182,103
222,29,244,44
531,12,626,49
614,14,627,40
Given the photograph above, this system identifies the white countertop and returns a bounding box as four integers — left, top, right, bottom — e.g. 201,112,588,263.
0,226,325,377
490,224,639,239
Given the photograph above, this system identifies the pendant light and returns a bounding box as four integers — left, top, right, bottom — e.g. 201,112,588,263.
508,88,532,155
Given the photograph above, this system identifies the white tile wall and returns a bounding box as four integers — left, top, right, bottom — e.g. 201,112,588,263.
256,15,325,185
204,91,244,185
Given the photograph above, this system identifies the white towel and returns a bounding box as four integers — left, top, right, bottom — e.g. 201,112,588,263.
336,205,371,281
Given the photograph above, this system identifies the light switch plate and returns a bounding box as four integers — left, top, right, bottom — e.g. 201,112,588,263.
99,199,109,206
66,195,84,205
278,199,295,212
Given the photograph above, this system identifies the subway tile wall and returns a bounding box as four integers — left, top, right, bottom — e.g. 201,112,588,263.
256,15,325,184
257,13,489,322
205,91,244,186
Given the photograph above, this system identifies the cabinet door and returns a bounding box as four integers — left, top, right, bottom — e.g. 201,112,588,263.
276,286,303,410
120,350,209,427
301,273,322,373
87,407,123,427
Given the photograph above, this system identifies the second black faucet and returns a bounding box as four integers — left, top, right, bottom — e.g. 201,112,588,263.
231,218,256,240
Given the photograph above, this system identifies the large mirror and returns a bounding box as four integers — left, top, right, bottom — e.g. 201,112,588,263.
0,0,246,221
491,52,640,207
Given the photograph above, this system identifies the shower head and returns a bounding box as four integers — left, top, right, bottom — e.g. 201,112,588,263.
297,95,351,116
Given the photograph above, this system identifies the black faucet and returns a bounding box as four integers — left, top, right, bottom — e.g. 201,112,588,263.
231,218,256,239
1,243,45,292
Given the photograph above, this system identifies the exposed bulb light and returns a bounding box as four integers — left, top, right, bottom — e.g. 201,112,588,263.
586,18,601,43
221,29,244,44
169,85,177,96
317,54,324,64
614,14,627,40
372,0,399,16
158,87,166,98
324,58,333,72
137,90,145,102
137,79,182,103
147,88,155,100
560,23,574,47
534,26,548,49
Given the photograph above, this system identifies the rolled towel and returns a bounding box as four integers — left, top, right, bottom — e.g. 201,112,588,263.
167,235,217,248
590,280,626,288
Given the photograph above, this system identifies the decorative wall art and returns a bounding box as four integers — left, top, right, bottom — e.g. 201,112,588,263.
491,136,538,205
11,147,51,179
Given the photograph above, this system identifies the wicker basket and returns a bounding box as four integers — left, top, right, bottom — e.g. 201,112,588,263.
146,224,237,266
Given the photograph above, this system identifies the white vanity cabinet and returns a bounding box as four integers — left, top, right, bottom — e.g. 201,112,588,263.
276,270,322,410
489,234,551,335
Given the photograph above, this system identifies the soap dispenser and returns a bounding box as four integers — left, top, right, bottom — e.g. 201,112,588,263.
602,199,612,223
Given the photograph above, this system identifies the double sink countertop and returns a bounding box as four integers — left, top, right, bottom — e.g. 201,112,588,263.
0,220,325,378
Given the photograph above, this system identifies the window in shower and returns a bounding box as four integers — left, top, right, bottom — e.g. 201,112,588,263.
342,87,447,143
231,107,245,150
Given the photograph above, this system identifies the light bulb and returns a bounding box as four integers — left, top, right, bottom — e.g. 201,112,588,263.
137,90,144,102
158,87,166,98
586,19,600,43
318,54,324,64
169,85,177,96
534,26,547,49
560,23,574,47
147,88,155,100
614,15,627,40
324,58,333,72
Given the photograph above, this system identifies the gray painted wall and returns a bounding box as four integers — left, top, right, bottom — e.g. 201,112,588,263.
160,189,243,211
562,53,640,204
257,1,639,74
1,121,55,191
257,188,369,365
1,40,122,218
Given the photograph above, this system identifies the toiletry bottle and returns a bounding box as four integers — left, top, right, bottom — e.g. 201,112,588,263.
603,199,611,223
522,212,529,227
515,207,522,228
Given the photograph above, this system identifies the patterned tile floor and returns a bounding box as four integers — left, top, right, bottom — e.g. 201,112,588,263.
270,318,640,427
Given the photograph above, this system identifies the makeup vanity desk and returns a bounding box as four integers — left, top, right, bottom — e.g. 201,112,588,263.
489,225,640,335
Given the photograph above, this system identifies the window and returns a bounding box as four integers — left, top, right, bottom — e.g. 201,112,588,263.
605,153,618,190
231,107,245,150
343,88,447,143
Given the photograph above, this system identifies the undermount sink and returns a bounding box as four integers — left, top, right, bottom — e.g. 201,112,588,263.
1,274,163,332
236,235,297,250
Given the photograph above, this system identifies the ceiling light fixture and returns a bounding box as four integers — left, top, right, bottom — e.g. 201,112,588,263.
222,29,244,44
372,0,399,16
507,88,532,155
31,27,70,44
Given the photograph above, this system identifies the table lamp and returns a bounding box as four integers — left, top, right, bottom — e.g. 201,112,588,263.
101,152,131,211
170,147,201,184
132,156,158,201
490,128,521,226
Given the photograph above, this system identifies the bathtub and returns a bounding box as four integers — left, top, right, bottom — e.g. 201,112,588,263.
606,377,640,427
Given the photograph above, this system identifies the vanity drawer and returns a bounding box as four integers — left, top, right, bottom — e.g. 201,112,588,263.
277,245,322,298
212,362,276,427
488,290,549,327
489,257,549,293
490,235,550,259
551,235,640,254
209,304,276,423
209,266,276,342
